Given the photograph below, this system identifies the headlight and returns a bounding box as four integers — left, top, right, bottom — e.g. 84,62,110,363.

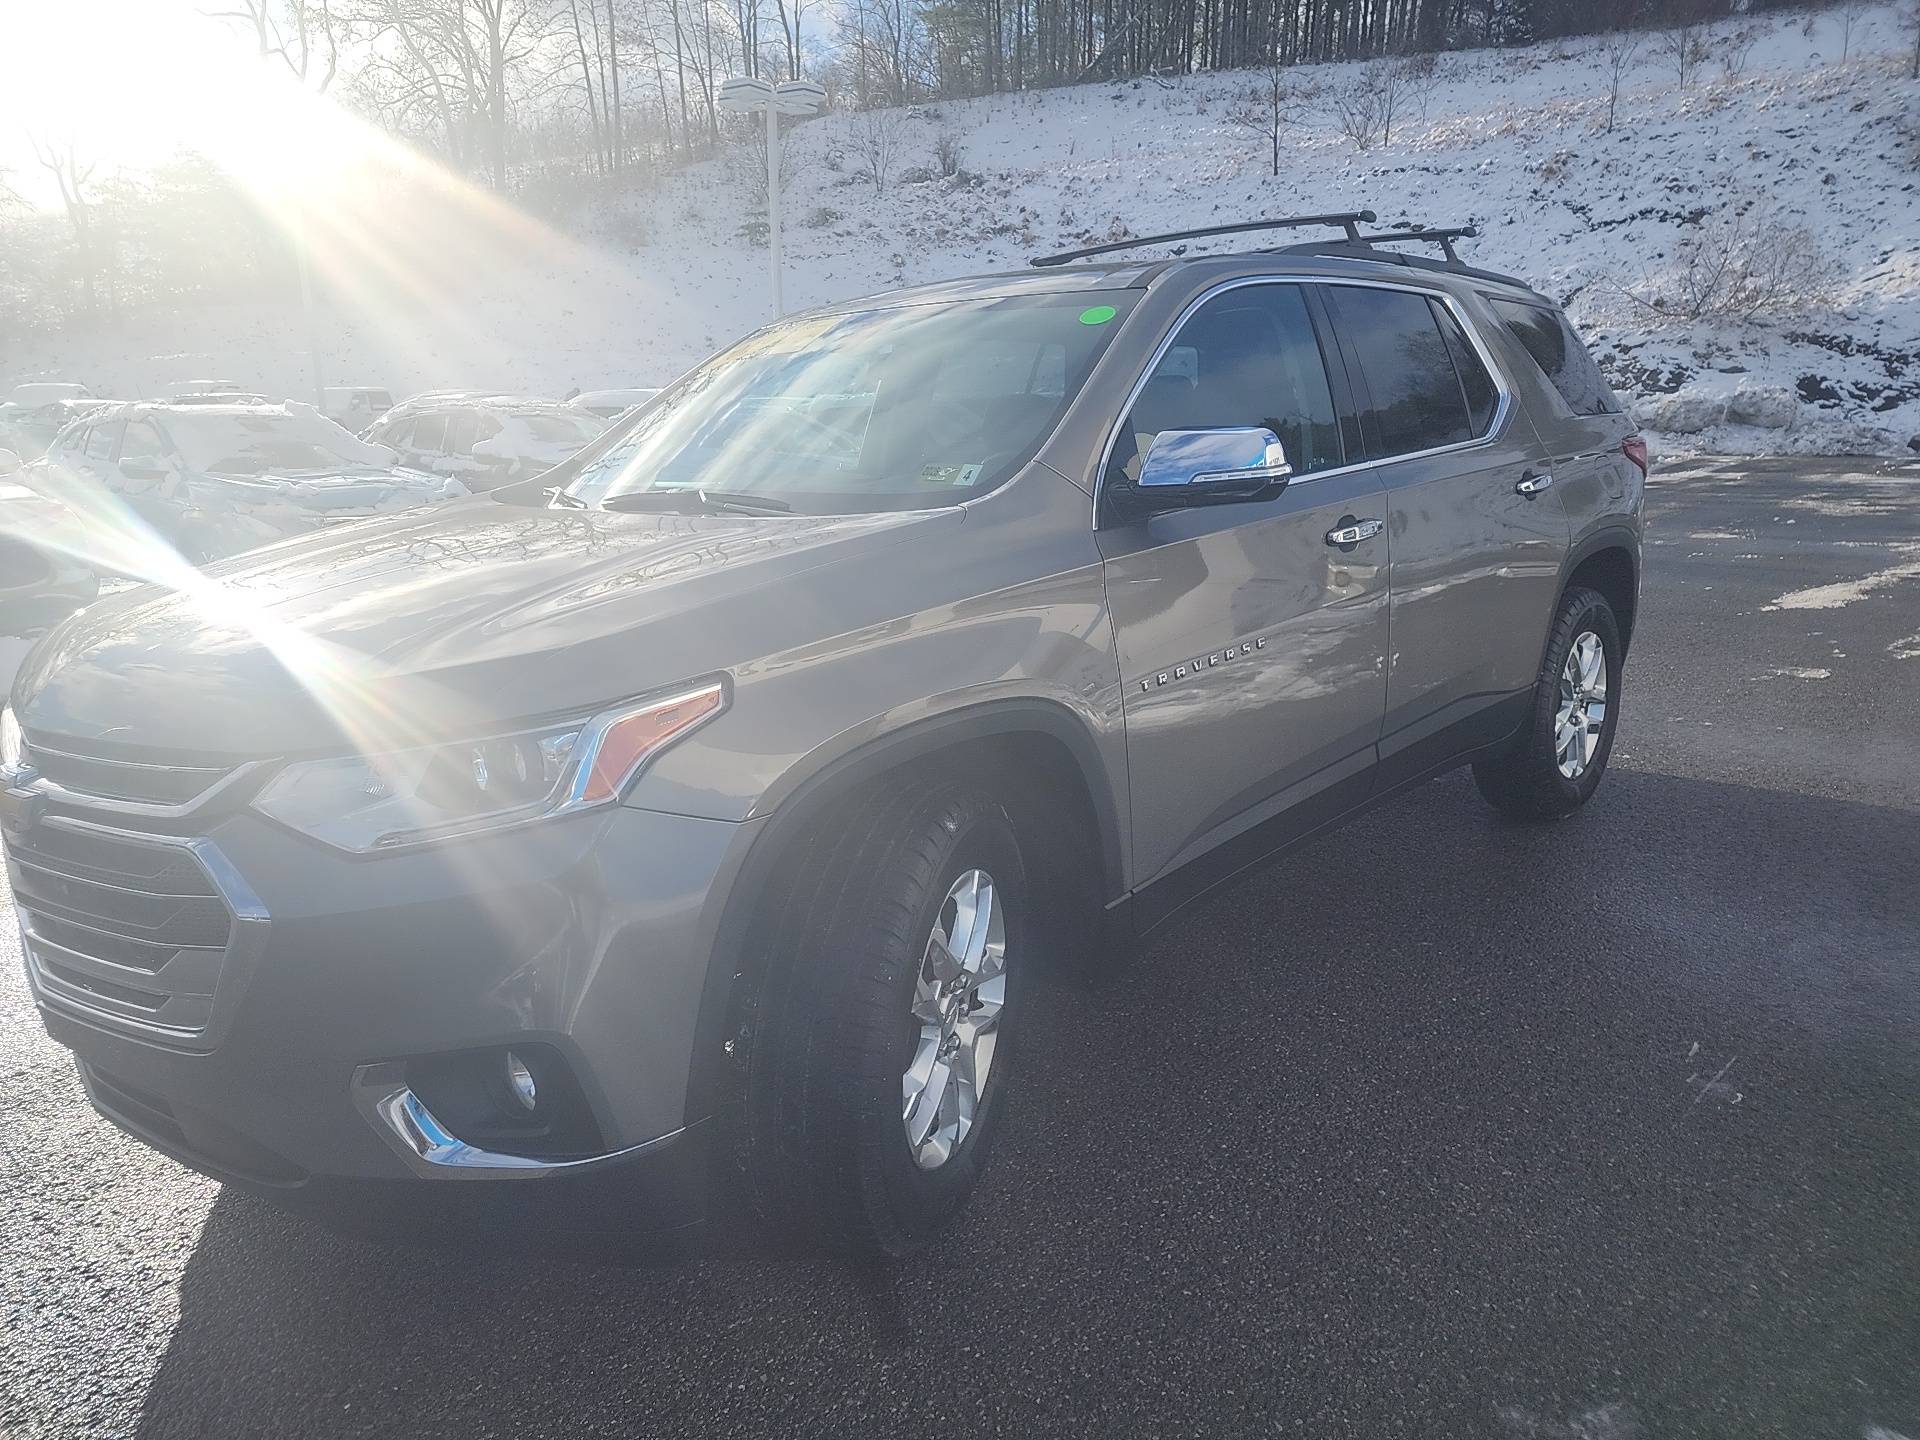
1,707,23,777
251,681,724,853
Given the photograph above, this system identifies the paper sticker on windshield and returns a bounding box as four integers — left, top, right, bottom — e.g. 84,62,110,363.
921,462,983,486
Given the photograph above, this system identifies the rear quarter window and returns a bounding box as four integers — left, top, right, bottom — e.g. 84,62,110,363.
1487,298,1621,417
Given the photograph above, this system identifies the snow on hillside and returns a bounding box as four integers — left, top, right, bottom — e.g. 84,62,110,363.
6,5,1920,458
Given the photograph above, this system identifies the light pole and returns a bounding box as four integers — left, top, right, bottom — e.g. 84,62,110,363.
718,76,827,319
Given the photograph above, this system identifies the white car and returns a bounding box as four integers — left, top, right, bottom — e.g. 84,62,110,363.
367,396,605,489
5,382,97,408
323,386,395,432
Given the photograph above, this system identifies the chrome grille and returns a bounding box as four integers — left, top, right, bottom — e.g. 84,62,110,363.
23,741,234,807
9,819,238,1038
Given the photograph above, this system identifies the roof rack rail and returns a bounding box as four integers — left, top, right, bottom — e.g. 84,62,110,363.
1029,211,1377,268
1340,225,1479,264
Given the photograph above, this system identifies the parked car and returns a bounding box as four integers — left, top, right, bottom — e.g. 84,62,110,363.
0,447,97,639
0,397,111,461
37,399,463,564
1,215,1645,1257
568,388,661,419
322,386,395,432
366,395,605,489
157,379,249,399
5,382,97,407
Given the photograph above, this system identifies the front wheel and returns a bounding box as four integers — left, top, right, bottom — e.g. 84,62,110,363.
1473,585,1623,820
739,778,1027,1256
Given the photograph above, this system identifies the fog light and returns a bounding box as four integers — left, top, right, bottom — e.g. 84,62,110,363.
505,1051,537,1111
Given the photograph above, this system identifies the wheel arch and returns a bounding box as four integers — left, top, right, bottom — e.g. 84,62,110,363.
1557,527,1640,654
681,697,1126,1126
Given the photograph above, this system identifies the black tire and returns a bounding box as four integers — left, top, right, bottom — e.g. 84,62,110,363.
739,778,1027,1257
1473,585,1623,821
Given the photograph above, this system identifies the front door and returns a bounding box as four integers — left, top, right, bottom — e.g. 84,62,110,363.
1098,282,1390,924
1318,282,1568,790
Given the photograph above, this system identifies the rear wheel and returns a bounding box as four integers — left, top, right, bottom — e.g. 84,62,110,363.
1473,585,1623,820
739,778,1027,1256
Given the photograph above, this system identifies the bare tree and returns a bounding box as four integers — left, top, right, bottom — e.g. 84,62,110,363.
1836,0,1870,62
1329,60,1410,152
1600,28,1641,132
1615,204,1841,321
1654,15,1709,90
846,106,908,192
1718,24,1760,80
30,135,103,320
932,129,965,177
208,0,342,92
1229,57,1305,177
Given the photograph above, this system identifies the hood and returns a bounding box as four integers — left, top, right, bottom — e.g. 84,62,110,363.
13,496,958,757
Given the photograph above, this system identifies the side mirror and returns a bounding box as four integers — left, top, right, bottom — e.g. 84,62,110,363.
1139,427,1291,495
0,449,18,477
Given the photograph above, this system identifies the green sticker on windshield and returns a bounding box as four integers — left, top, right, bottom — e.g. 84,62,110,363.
1078,305,1117,326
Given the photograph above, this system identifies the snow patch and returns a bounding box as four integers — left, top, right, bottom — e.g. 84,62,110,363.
1762,548,1920,609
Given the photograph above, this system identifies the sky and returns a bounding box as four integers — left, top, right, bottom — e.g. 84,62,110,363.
0,0,312,208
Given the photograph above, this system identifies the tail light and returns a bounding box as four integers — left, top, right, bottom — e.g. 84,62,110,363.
1621,435,1649,478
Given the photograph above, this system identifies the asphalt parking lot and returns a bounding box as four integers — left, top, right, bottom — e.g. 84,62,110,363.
3,456,1918,1439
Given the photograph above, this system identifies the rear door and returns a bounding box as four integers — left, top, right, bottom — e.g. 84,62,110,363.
1318,281,1568,790
1098,281,1390,919
1479,295,1637,528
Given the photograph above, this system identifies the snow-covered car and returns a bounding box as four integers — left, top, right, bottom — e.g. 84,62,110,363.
366,395,605,489
158,379,250,399
323,386,395,431
568,388,661,419
0,398,112,461
40,400,464,565
5,382,97,408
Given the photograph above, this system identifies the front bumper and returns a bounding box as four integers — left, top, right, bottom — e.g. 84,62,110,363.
16,798,758,1225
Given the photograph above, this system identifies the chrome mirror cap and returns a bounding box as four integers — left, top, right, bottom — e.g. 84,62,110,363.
1138,427,1291,489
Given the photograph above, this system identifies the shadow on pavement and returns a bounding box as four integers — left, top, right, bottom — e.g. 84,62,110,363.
135,769,1920,1438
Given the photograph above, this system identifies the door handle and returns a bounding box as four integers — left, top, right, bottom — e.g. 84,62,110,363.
1325,518,1384,547
1515,471,1554,496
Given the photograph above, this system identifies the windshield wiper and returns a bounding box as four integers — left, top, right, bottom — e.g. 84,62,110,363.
548,488,588,508
599,489,792,516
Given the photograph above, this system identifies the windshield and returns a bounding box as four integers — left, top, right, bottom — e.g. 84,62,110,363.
562,292,1137,514
165,412,385,477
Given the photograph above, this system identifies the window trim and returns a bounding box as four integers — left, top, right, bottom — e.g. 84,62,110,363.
1093,274,1514,525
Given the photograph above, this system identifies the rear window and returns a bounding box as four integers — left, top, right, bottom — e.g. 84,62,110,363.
1325,285,1473,459
1487,298,1621,416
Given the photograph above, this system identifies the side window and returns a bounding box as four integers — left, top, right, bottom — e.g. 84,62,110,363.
83,422,119,461
1325,285,1471,458
444,412,478,457
411,414,448,453
473,414,503,441
1110,283,1341,483
376,418,413,448
1487,297,1621,417
120,420,168,461
1430,300,1500,436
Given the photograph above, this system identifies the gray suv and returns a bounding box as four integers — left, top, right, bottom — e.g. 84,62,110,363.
2,218,1644,1256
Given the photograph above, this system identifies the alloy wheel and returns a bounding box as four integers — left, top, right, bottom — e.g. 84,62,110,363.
902,868,1007,1170
1555,630,1608,779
